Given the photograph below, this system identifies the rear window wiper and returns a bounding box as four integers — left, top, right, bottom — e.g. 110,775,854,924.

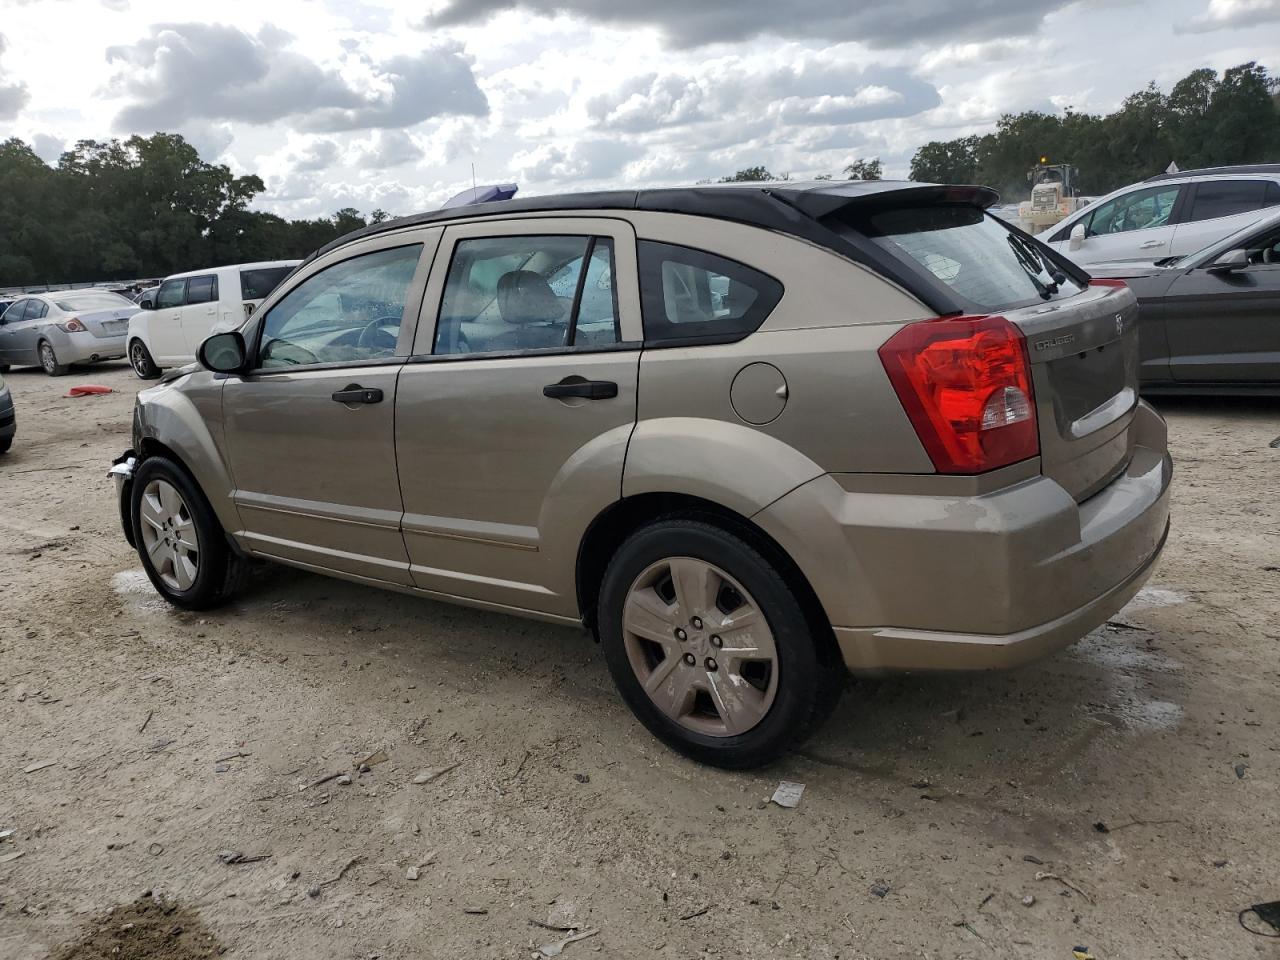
1007,234,1064,298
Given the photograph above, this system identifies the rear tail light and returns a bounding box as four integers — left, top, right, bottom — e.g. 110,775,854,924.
878,314,1038,474
58,317,86,333
1090,278,1128,289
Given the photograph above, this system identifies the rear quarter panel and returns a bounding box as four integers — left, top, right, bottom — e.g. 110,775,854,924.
623,212,936,515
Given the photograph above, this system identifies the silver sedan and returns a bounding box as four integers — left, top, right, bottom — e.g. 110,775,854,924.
0,290,138,376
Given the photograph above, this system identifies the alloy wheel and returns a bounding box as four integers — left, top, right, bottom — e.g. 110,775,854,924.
130,342,150,377
40,343,56,374
622,557,778,737
138,479,200,591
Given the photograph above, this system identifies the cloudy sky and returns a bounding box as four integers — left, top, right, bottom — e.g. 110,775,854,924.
0,0,1277,219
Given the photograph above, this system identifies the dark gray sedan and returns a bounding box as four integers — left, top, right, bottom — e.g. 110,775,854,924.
1090,209,1280,394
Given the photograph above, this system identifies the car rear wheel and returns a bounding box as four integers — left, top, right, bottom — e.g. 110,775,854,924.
129,339,161,380
598,518,842,768
39,341,69,377
131,455,246,610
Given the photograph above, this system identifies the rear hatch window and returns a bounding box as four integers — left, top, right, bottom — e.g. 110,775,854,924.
241,267,295,302
847,204,1085,311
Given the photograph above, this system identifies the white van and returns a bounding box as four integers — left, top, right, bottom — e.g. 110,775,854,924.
127,260,300,378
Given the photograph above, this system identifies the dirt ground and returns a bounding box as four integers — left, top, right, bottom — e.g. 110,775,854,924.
1,361,1277,960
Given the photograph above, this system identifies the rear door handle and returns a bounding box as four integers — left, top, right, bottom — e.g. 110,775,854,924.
543,378,618,400
332,384,383,404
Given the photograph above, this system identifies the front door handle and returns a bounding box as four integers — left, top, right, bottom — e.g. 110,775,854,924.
1140,240,1164,249
543,378,618,400
332,384,383,404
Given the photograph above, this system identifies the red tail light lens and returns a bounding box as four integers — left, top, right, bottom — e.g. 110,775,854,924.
1090,278,1127,289
878,314,1038,474
59,317,86,333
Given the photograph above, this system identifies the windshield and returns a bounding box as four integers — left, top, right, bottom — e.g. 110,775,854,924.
53,291,133,311
847,205,1085,311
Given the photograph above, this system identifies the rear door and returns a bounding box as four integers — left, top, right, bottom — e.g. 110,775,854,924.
395,217,642,618
1170,179,1280,256
179,274,218,355
149,278,188,363
1164,221,1280,382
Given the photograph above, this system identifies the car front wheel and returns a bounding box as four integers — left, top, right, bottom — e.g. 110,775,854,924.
131,455,246,610
598,518,842,768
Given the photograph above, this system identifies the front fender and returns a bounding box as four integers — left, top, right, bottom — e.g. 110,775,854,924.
622,417,825,518
136,373,240,535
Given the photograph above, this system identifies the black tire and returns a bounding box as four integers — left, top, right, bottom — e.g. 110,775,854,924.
0,362,10,372
598,517,842,769
38,340,69,376
0,435,11,455
129,339,162,379
130,455,246,610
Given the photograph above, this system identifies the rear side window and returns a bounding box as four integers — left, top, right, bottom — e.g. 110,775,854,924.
1187,180,1268,222
852,205,1084,311
186,275,217,304
241,267,294,301
637,241,782,345
434,235,619,355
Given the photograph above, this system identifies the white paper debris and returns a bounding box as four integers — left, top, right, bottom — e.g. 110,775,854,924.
771,780,805,808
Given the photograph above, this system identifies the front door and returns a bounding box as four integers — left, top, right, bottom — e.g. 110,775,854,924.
395,218,643,618
1165,233,1280,383
221,234,437,584
150,277,189,363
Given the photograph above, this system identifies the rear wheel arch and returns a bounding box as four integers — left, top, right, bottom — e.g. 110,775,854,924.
576,492,838,662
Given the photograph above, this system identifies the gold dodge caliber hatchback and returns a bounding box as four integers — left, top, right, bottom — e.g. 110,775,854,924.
111,181,1172,767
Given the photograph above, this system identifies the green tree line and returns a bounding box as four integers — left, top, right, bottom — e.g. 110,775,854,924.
0,133,387,287
910,62,1280,198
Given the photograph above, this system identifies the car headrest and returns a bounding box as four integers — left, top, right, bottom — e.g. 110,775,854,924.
496,270,565,325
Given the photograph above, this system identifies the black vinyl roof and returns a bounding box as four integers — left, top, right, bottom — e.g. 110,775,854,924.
1143,163,1280,182
306,180,1017,316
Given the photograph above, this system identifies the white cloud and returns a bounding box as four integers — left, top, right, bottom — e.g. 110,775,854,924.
1178,0,1280,32
0,34,30,121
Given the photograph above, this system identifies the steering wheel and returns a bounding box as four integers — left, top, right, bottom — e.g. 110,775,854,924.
356,316,400,351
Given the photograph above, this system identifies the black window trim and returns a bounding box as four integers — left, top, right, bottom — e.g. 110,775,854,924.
637,239,785,349
428,232,626,359
246,240,427,374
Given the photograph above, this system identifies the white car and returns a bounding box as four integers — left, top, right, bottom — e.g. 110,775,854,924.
128,260,300,379
1043,165,1280,266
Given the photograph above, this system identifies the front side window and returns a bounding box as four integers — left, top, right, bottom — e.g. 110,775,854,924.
258,244,422,368
156,278,186,310
186,275,217,304
3,300,28,321
434,235,619,355
1085,186,1179,236
637,242,782,344
1187,180,1268,223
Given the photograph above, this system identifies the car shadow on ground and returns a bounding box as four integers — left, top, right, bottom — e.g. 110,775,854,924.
113,557,1194,792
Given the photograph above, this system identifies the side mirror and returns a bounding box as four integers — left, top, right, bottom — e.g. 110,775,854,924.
198,331,247,373
139,298,155,310
1207,248,1248,273
1069,223,1086,251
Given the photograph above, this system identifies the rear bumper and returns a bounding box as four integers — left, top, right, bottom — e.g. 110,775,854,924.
754,400,1173,674
51,330,127,364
